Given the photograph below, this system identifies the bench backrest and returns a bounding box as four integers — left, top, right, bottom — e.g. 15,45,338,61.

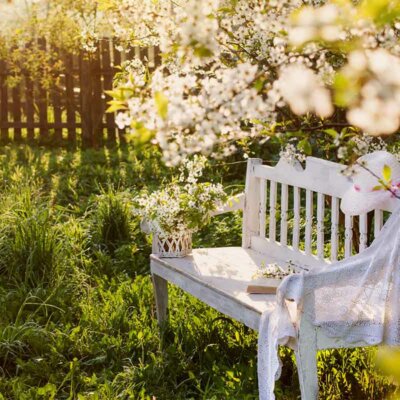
242,157,396,268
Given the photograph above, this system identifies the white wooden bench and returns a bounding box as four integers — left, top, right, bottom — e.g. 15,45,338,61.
150,157,394,399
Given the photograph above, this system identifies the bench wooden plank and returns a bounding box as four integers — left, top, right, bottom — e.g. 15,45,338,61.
151,247,279,330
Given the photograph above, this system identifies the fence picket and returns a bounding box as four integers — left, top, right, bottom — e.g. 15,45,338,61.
0,59,9,141
38,38,48,140
12,84,22,141
101,40,116,143
0,40,159,146
92,48,104,146
52,47,63,143
113,44,126,144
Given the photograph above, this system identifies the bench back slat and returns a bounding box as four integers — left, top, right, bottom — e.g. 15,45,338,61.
259,179,267,239
305,189,313,256
242,158,262,248
242,157,397,268
344,214,353,258
330,197,340,261
374,209,383,237
292,187,301,251
316,192,325,260
359,214,368,252
280,183,289,246
268,180,277,241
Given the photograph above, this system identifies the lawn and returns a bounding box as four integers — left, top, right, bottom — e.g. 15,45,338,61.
0,144,396,400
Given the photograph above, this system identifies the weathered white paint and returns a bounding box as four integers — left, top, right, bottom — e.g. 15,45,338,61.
345,214,353,258
268,180,277,242
359,214,368,251
330,197,340,262
316,192,325,260
305,189,313,256
149,156,393,400
259,179,267,239
292,186,301,251
374,209,383,238
280,183,289,246
242,158,262,248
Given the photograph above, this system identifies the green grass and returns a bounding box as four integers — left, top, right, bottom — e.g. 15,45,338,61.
0,144,397,399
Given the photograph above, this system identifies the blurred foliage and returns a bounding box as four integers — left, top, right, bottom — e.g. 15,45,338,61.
0,0,114,90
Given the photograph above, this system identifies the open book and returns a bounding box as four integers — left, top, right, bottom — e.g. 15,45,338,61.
246,277,282,294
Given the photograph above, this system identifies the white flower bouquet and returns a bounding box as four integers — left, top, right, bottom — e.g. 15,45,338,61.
133,156,227,257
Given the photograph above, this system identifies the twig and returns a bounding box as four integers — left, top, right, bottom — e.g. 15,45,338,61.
356,161,400,200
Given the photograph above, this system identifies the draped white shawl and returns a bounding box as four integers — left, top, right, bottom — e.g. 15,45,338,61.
258,151,400,400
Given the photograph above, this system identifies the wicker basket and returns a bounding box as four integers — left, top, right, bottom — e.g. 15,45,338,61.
153,230,192,258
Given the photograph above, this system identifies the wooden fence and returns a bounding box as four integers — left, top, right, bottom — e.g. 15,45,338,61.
0,39,160,147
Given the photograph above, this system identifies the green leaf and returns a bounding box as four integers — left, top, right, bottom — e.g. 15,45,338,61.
298,138,312,156
37,383,57,397
324,129,338,138
382,164,392,183
127,122,155,144
358,0,400,25
235,331,240,342
106,100,128,113
193,45,214,58
154,91,168,120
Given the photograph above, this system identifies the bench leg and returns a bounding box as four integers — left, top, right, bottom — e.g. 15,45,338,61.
295,328,318,400
152,273,168,325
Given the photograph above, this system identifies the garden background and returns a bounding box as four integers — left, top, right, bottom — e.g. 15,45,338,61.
1,0,400,399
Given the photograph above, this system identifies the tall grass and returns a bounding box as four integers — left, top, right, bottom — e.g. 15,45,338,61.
0,187,60,288
90,188,132,253
0,144,396,399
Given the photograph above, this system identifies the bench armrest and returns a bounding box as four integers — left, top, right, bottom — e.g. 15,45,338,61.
210,192,245,217
140,219,152,234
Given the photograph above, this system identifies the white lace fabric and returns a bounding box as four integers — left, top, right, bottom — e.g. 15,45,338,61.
258,204,400,400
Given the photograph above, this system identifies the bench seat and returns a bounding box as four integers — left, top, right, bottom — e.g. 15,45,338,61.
150,247,281,330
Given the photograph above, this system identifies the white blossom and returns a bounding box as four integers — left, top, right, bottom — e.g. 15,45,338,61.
289,4,343,45
277,64,333,117
115,112,132,130
344,49,400,135
106,0,400,162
